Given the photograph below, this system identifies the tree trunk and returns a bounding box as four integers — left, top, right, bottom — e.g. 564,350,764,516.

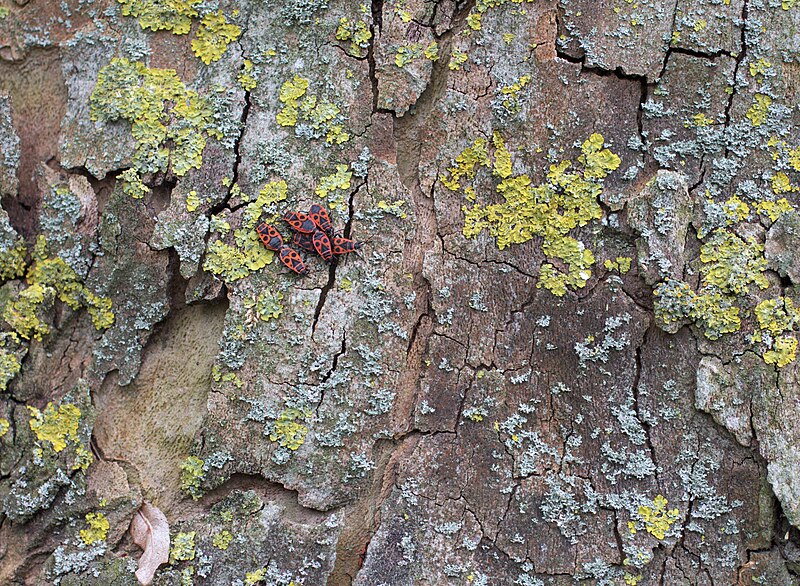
1,0,799,584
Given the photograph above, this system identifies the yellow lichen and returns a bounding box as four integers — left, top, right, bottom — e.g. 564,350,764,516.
3,236,114,339
449,49,468,70
180,455,205,500
746,94,772,126
90,58,222,195
213,530,233,550
28,401,81,453
238,59,258,91
191,10,241,65
276,75,350,144
245,568,266,586
0,417,9,438
80,512,110,545
171,532,196,562
637,495,680,540
447,133,619,296
317,166,353,198
117,0,201,34
269,408,310,451
336,16,372,57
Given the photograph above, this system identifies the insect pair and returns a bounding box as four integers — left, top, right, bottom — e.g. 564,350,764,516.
256,203,362,276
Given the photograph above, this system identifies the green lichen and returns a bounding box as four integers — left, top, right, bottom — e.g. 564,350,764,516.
117,0,201,34
336,14,372,57
746,94,772,126
3,236,114,340
276,75,350,145
28,401,82,453
191,10,241,65
395,44,422,68
171,531,196,562
0,334,22,392
699,229,768,295
632,495,680,540
269,408,310,451
653,214,777,350
497,75,531,115
753,297,800,367
0,230,27,280
448,48,468,70
203,235,272,282
316,164,352,210
245,291,283,322
376,199,407,219
654,279,740,340
212,530,233,550
0,417,9,438
80,512,110,545
212,365,243,389
604,257,632,274
90,58,222,197
245,568,267,586
447,132,619,296
203,180,286,282
180,455,205,500
238,60,258,92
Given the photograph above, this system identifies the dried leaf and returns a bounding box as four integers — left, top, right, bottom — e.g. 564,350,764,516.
130,501,170,586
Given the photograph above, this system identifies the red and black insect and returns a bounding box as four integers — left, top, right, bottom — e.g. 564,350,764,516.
292,229,333,261
255,222,309,276
312,229,333,261
291,231,316,253
309,203,334,237
278,246,309,276
332,235,362,256
283,211,317,234
256,222,283,251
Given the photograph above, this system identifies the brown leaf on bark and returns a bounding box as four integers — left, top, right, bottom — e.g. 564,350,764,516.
129,501,170,586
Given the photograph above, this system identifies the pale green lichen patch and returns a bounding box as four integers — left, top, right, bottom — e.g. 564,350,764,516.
212,530,233,550
446,132,619,296
118,0,201,34
238,60,257,92
3,236,114,340
171,531,196,562
631,495,680,540
269,408,310,451
275,75,350,144
753,297,800,367
746,94,772,126
244,291,283,322
202,180,286,282
89,58,223,197
191,10,242,65
315,164,352,210
336,9,372,57
652,213,800,366
80,512,110,545
0,333,22,393
28,402,82,453
180,455,205,500
699,229,769,295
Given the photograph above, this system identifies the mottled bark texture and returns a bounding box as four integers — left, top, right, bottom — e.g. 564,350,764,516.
1,0,800,585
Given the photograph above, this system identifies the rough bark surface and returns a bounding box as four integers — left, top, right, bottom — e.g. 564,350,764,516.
0,0,799,585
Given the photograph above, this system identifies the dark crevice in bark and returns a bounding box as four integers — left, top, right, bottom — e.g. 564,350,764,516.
367,0,384,114
722,0,748,158
632,328,660,488
209,76,251,218
311,180,363,336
